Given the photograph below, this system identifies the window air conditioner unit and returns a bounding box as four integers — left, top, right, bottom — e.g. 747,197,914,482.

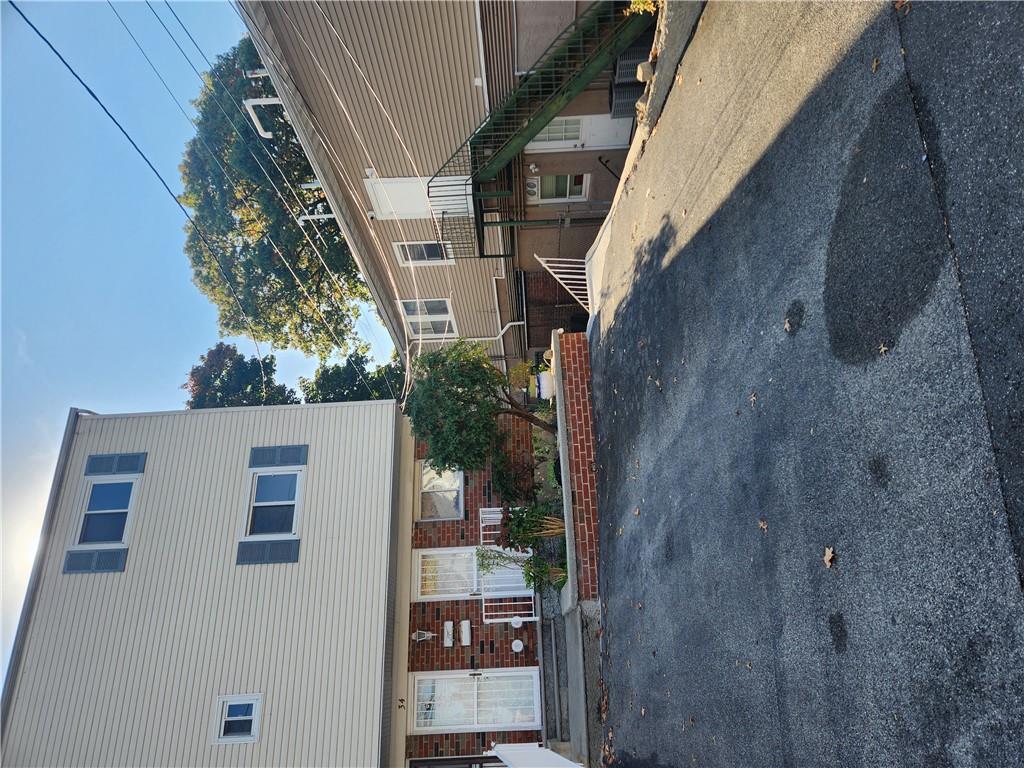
525,177,540,202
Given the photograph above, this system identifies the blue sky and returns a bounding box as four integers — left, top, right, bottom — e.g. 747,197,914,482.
1,1,391,678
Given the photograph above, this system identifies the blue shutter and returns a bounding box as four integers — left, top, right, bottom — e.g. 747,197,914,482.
63,548,128,573
236,539,300,565
86,453,147,475
249,445,308,468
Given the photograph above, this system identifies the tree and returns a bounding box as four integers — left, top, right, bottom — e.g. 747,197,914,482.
179,37,368,359
299,351,405,402
404,339,555,472
184,342,299,408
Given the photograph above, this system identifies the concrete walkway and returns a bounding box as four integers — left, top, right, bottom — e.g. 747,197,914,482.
590,2,1024,765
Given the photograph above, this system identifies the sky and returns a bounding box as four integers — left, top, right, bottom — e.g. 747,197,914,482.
1,1,392,680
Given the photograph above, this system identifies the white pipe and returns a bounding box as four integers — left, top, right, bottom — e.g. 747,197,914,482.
460,320,525,343
298,212,336,222
243,97,283,139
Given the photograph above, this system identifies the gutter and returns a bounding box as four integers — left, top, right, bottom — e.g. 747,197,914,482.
1,408,84,738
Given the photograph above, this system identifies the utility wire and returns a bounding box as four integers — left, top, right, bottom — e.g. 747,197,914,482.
6,0,271,394
143,0,388,398
232,0,425,389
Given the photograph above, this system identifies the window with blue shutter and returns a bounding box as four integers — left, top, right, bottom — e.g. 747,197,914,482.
66,452,146,574
239,446,307,565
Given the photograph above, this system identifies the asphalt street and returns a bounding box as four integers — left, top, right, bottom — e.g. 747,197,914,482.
590,3,1024,766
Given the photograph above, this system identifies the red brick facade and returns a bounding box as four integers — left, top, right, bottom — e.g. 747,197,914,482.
559,332,600,601
406,418,542,759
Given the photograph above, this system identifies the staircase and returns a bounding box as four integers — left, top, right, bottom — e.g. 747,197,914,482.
429,2,655,258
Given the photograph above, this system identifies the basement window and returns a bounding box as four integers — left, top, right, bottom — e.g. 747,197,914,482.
419,462,463,520
215,694,261,743
538,173,588,202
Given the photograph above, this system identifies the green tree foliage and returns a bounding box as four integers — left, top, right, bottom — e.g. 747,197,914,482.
299,351,404,402
184,342,299,408
405,339,555,472
179,37,368,358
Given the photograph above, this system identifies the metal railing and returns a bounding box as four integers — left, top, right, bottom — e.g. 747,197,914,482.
536,255,591,312
479,508,538,624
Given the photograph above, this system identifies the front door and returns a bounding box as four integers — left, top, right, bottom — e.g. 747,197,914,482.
410,668,542,734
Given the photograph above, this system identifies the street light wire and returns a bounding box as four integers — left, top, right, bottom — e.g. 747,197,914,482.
6,0,272,395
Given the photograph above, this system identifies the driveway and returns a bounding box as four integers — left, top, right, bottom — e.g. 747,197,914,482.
590,3,1024,766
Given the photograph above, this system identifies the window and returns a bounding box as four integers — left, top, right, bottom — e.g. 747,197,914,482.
401,298,457,339
246,470,301,539
539,173,588,201
419,463,463,520
79,480,134,546
532,117,581,143
214,694,261,743
411,669,541,733
394,241,453,266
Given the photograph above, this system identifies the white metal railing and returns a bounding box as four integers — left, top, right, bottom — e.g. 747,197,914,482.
479,508,537,624
535,255,591,312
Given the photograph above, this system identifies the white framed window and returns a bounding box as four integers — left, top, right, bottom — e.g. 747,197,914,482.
419,463,463,521
410,668,542,734
393,240,454,266
213,694,262,744
537,173,589,202
532,117,582,144
243,468,302,540
74,477,139,549
400,298,458,339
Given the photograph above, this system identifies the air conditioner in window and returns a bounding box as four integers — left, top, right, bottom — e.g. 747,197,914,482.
525,177,540,202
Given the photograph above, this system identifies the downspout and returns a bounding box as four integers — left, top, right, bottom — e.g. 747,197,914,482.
1,408,86,738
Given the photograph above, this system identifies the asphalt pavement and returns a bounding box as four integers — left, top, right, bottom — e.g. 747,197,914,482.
589,3,1024,766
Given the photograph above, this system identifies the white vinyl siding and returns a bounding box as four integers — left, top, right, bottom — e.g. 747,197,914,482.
2,402,399,767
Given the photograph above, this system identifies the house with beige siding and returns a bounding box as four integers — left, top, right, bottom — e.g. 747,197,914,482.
1,403,551,766
237,0,654,366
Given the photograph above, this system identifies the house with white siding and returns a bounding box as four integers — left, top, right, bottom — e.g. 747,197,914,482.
1,403,547,766
237,0,654,368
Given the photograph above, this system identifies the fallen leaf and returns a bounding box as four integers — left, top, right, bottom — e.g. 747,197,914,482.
872,57,881,74
749,391,758,407
745,661,753,671
758,517,768,532
823,546,836,568
640,706,647,717
878,341,890,356
784,317,792,333
617,526,624,536
634,507,641,517
894,0,907,8
637,601,644,610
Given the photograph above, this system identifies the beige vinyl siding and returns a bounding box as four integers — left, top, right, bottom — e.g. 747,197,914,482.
2,403,401,767
241,1,509,350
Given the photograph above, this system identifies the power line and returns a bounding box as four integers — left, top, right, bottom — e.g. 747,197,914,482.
6,0,271,394
142,0,388,398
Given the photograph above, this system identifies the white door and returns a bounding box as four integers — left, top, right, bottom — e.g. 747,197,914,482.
363,175,472,219
525,114,633,153
411,669,542,733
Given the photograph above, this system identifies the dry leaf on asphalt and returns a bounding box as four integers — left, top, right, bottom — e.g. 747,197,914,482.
634,507,641,517
759,518,768,532
823,546,836,568
872,57,881,73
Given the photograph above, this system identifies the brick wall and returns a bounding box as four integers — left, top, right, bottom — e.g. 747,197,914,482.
407,730,539,760
407,600,538,672
559,332,600,601
525,271,588,349
406,417,542,757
